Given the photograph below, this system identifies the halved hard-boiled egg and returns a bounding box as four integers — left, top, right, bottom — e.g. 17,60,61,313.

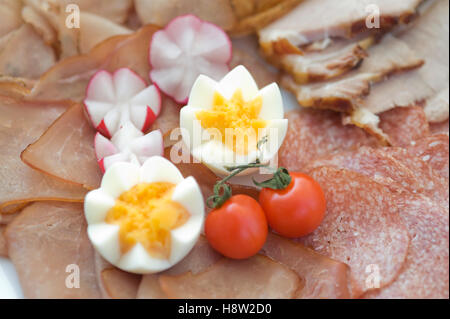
180,65,288,176
84,156,204,274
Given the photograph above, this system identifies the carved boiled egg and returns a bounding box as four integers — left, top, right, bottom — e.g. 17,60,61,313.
179,65,288,176
84,156,204,274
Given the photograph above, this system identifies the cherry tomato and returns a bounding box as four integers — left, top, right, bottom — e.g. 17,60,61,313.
259,172,326,238
205,194,268,259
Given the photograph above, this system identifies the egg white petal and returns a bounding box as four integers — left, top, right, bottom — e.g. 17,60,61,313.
169,214,202,264
218,65,259,101
118,243,171,274
140,156,184,184
84,189,115,225
258,83,284,120
171,176,204,216
258,119,288,163
87,223,121,264
187,75,217,109
101,162,141,198
179,107,203,151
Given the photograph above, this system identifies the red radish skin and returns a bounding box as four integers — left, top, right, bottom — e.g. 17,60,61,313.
84,68,161,137
149,14,232,104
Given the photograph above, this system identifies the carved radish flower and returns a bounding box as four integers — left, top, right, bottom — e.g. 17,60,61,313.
84,68,161,138
94,123,164,173
149,14,232,104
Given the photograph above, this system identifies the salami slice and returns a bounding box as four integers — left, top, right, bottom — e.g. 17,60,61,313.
261,233,351,298
430,120,449,135
159,255,302,299
364,194,449,299
5,202,101,298
379,106,430,146
306,146,448,207
297,167,410,297
406,134,449,180
279,109,378,172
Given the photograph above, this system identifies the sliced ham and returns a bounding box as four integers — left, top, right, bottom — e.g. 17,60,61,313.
30,24,159,102
0,212,19,225
259,0,423,53
0,0,22,38
378,106,430,146
134,0,237,31
137,236,221,299
0,226,6,257
0,96,87,212
78,12,132,54
22,103,102,190
297,167,410,297
261,233,351,299
101,268,141,299
159,255,302,298
231,36,279,89
0,24,56,79
364,194,449,298
21,5,57,45
281,34,424,113
278,109,379,173
5,202,102,298
405,134,449,180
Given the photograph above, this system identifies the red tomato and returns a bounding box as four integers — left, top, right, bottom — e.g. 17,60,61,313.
259,172,326,238
205,194,268,259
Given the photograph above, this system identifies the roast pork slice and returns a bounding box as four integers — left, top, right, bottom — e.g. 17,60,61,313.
273,36,373,84
282,34,424,113
259,0,423,55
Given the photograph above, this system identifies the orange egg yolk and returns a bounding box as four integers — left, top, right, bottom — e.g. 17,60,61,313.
195,89,266,155
105,182,190,259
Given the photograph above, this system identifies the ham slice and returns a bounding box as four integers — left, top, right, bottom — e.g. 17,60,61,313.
0,24,56,79
159,255,302,298
0,96,87,212
135,0,237,31
101,268,141,299
298,167,410,297
78,12,132,54
261,233,351,298
5,202,102,298
0,0,22,38
0,226,6,257
231,36,279,89
278,109,378,173
0,211,19,225
93,252,141,299
137,236,221,299
364,194,449,298
30,25,159,102
378,106,430,146
405,134,450,180
22,103,102,190
21,5,57,45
